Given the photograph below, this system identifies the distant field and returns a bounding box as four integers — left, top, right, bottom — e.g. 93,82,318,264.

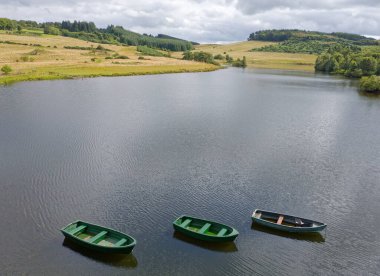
170,41,317,71
0,32,218,85
195,41,317,71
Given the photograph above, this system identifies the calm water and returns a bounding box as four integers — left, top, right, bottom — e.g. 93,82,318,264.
0,68,379,275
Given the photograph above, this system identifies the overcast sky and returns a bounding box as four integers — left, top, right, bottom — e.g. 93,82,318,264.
0,0,379,43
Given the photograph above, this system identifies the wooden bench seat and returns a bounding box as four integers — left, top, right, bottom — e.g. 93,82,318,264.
277,215,284,225
70,225,87,235
180,219,192,228
88,231,108,244
217,228,228,237
198,223,211,234
114,238,127,247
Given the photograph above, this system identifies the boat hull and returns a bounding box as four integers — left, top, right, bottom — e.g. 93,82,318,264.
173,215,238,242
61,220,136,254
251,209,326,233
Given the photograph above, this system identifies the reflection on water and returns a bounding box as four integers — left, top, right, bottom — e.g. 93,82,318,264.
173,231,238,253
62,239,138,268
358,90,380,98
251,223,326,243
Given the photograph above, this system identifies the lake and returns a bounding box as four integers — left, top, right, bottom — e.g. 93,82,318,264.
0,68,379,275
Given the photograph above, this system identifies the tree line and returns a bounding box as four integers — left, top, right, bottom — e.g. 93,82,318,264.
248,30,378,46
249,29,378,55
315,45,379,77
315,45,380,93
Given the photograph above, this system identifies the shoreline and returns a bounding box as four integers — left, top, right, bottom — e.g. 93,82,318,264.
0,64,220,86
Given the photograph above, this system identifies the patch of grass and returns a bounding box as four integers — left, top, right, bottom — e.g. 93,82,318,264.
20,56,35,62
137,45,169,57
28,48,47,55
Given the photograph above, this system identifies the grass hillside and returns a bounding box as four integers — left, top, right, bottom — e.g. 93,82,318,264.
0,18,194,51
0,32,218,85
173,41,317,71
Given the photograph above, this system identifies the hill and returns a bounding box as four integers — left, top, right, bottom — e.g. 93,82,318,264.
0,18,194,51
248,30,379,54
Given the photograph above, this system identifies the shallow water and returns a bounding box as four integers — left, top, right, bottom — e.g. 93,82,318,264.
0,68,379,275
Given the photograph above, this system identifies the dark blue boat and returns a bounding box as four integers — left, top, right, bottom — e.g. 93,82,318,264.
252,209,326,233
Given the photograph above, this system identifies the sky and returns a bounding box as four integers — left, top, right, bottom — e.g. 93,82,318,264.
0,0,379,43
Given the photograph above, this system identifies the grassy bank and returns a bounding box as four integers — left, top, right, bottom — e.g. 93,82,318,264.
0,32,218,85
0,64,218,85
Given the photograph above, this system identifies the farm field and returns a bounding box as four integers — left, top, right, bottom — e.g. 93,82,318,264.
0,32,218,85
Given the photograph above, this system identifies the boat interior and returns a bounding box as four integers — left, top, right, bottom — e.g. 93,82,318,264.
253,211,315,227
66,223,130,247
178,218,231,237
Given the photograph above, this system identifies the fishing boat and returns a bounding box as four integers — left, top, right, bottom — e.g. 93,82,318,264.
251,209,326,233
61,220,136,254
173,215,239,242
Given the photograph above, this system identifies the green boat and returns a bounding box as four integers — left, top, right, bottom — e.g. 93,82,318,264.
61,220,136,254
173,215,239,242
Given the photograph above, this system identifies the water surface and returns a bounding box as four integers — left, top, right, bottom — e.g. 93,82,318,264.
0,69,379,275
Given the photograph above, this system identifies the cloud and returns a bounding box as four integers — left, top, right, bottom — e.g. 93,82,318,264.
0,0,379,43
236,0,380,14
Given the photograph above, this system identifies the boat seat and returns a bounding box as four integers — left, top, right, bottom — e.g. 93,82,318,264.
217,228,228,237
88,231,108,244
198,223,212,234
255,213,261,219
295,218,304,226
114,238,127,247
180,219,192,228
70,225,87,235
277,215,284,225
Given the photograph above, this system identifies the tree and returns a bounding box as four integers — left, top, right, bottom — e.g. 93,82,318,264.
359,57,378,76
225,54,233,63
1,65,12,75
315,53,331,72
360,76,380,93
232,57,247,68
0,18,16,30
214,54,224,60
242,56,247,68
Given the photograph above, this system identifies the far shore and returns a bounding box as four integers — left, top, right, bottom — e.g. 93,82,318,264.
0,32,319,85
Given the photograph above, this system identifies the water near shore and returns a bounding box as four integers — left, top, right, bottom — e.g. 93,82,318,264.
0,69,379,275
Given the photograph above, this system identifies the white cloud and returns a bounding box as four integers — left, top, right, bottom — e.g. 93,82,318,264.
0,0,379,43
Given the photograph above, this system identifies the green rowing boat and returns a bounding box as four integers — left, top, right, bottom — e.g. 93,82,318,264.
61,220,136,254
173,215,239,242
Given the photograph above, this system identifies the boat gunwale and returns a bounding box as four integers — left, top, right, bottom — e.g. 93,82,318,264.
174,215,239,238
251,209,326,230
61,220,137,249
